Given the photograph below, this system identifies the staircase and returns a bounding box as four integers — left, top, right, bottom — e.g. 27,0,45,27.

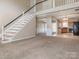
1,0,47,43
2,13,35,43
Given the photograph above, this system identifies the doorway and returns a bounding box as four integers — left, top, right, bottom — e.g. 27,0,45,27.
37,19,47,36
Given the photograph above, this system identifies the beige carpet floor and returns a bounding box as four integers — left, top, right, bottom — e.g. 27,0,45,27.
0,36,79,59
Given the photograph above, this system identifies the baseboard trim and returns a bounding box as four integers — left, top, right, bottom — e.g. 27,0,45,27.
2,34,36,44
14,34,36,41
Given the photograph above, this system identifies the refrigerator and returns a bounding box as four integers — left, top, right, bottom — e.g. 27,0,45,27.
73,22,79,35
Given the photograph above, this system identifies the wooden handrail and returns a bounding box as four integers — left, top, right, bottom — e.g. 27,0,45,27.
4,0,47,28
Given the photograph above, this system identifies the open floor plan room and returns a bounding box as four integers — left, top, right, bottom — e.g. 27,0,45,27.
0,0,79,59
0,35,79,59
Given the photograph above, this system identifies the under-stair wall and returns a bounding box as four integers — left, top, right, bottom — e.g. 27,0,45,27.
14,16,36,41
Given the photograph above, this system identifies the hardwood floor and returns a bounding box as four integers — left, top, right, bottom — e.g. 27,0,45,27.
0,35,79,59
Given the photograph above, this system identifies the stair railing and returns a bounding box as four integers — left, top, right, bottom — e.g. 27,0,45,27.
2,0,47,41
4,0,47,28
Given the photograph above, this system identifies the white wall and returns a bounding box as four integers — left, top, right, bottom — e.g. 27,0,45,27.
37,18,48,34
14,17,36,40
37,17,58,36
0,0,30,33
37,22,46,33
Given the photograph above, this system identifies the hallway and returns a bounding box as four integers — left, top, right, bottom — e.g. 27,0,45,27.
0,35,79,59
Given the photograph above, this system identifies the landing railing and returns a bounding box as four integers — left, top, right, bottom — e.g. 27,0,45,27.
36,0,79,11
55,0,79,7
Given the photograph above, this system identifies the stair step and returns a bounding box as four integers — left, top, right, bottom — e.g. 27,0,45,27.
11,27,21,29
9,29,20,31
4,34,13,37
5,28,20,32
7,29,19,32
4,36,13,39
12,26,24,28
17,20,29,24
4,34,14,38
11,26,25,29
17,21,28,24
17,19,30,22
2,39,9,41
5,31,17,34
21,22,27,24
14,23,25,26
4,33,15,37
2,39,12,43
16,22,27,24
2,37,11,41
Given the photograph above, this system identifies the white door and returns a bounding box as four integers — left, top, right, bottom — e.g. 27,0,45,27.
52,22,57,36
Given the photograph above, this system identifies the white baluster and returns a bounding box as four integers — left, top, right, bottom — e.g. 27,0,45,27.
54,0,57,7
72,0,75,3
63,0,65,5
23,11,25,15
75,0,77,2
53,0,55,8
62,0,63,5
64,0,66,4
74,0,76,2
70,0,74,3
2,26,4,41
69,0,70,4
76,0,79,2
